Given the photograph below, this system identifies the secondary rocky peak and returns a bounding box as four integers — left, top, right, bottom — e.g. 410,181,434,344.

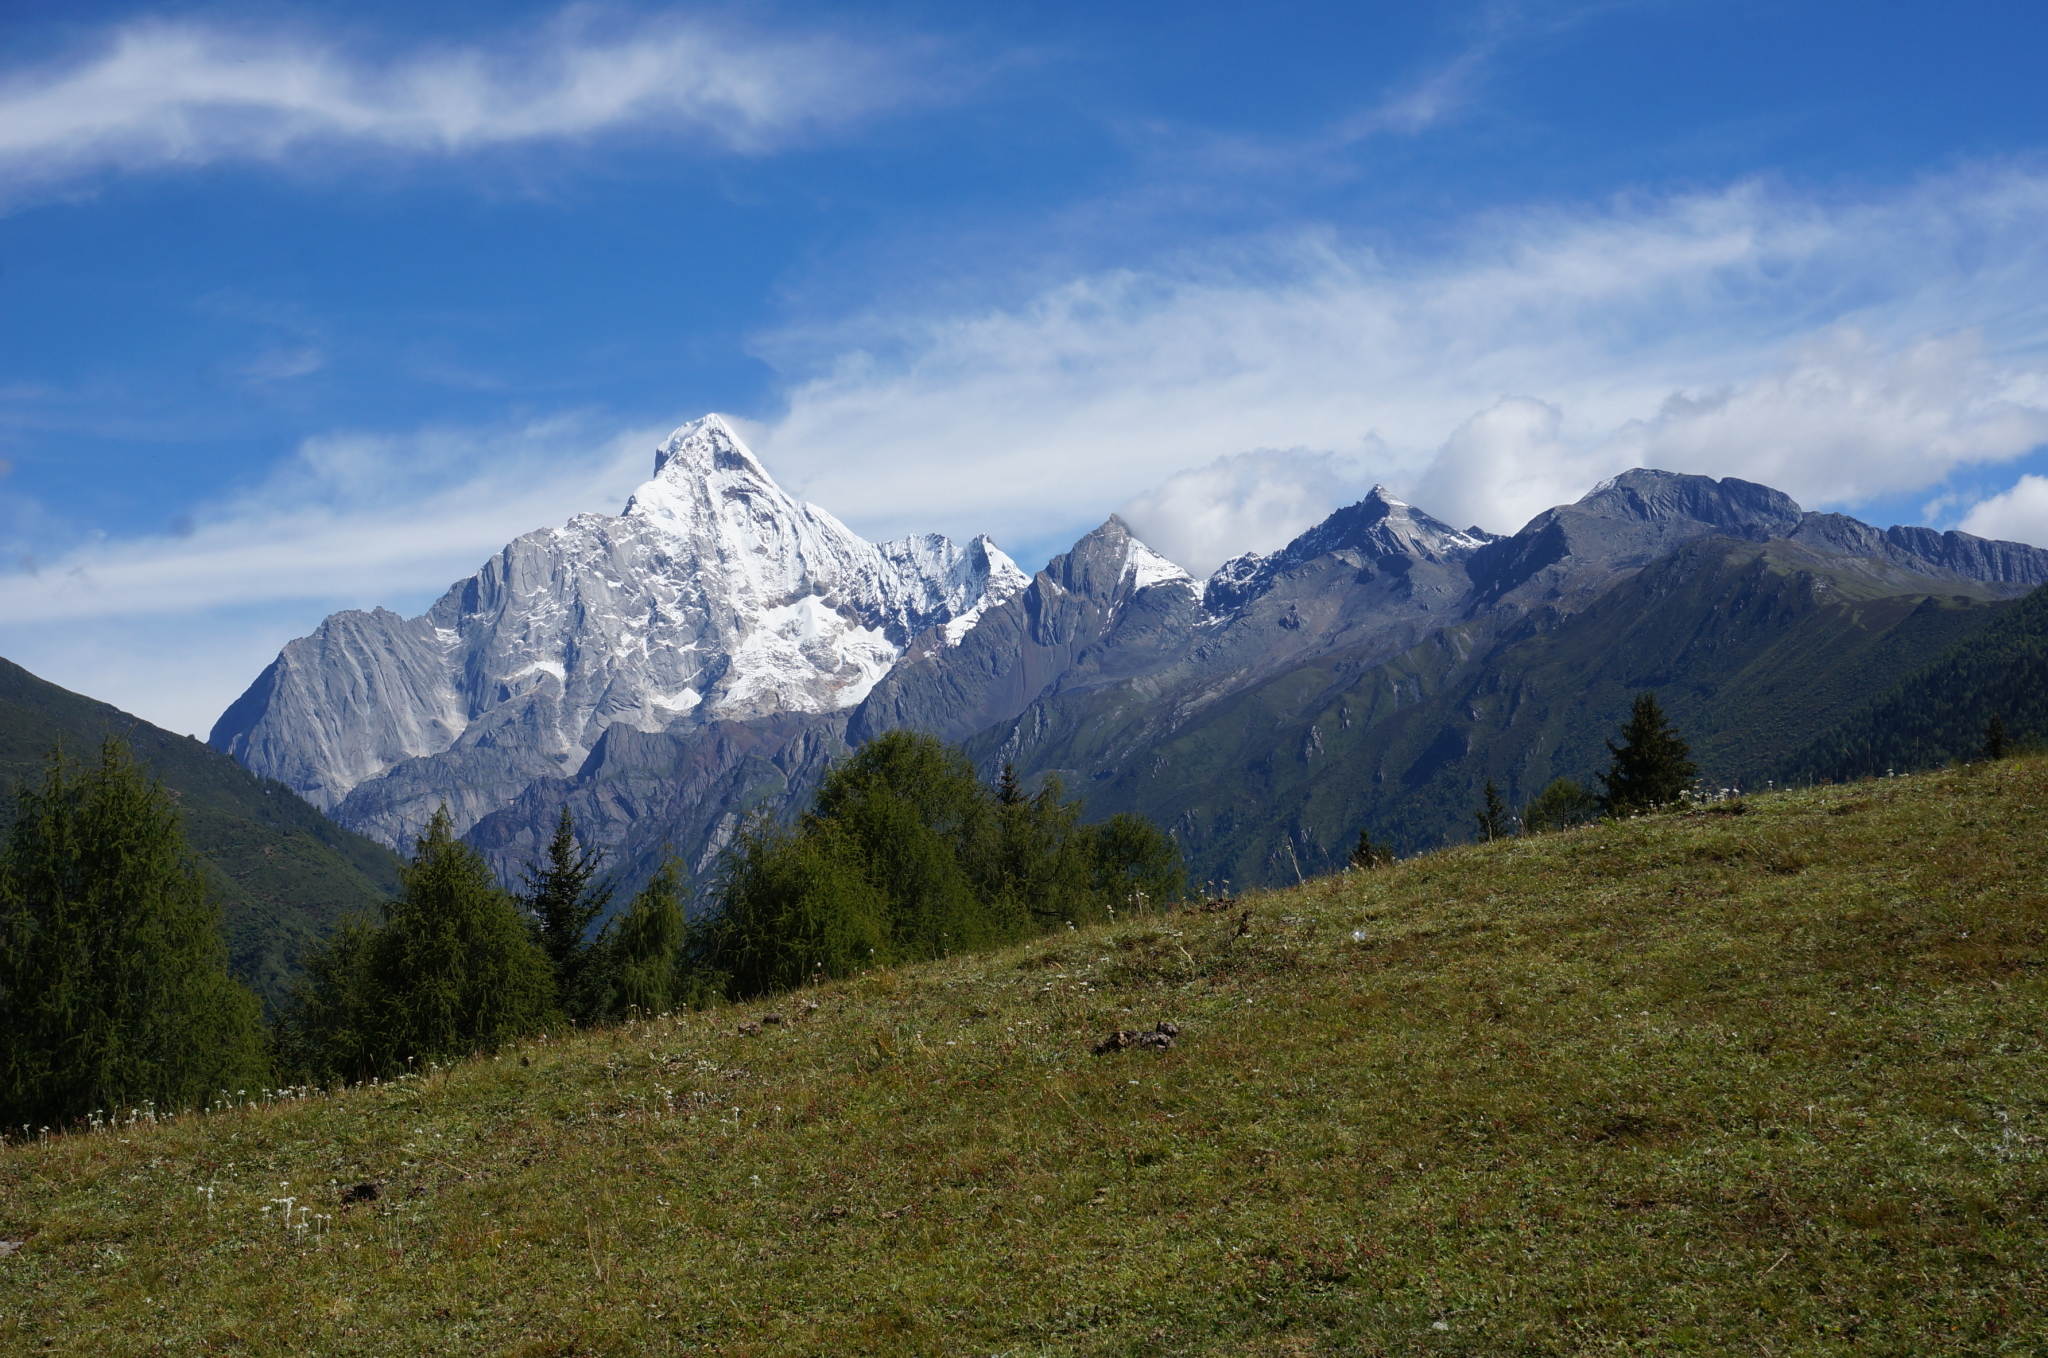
1043,516,1171,600
1203,485,1485,614
1578,469,1804,538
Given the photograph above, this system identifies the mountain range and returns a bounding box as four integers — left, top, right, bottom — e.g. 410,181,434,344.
211,414,2048,898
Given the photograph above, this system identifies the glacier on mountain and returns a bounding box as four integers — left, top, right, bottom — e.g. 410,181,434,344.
211,415,1026,835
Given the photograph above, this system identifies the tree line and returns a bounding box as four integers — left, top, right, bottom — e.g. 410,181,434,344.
1351,687,2020,872
0,730,1183,1129
1348,691,1699,867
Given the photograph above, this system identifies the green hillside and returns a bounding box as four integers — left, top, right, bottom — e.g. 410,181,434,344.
0,657,401,1006
3,756,2042,1354
1776,579,2048,782
1028,535,2019,885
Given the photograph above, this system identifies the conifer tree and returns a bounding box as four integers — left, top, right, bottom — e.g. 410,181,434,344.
282,806,555,1080
368,807,556,1065
995,762,1024,806
0,738,268,1129
1984,712,2009,761
1348,827,1389,869
709,812,891,996
598,856,687,1018
1082,813,1186,912
1473,778,1510,841
1599,692,1698,815
520,808,613,1023
989,773,1093,929
707,731,1184,998
1523,777,1598,833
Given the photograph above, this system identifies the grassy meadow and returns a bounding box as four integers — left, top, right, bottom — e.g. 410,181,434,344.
3,758,2045,1354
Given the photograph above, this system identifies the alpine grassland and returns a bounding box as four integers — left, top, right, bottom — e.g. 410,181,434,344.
3,757,2045,1354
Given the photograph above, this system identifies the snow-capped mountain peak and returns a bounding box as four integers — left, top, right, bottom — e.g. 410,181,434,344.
211,413,1024,842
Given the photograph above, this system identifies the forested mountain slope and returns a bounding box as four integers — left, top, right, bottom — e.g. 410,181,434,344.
1776,579,2048,782
1000,535,2021,885
0,657,401,1005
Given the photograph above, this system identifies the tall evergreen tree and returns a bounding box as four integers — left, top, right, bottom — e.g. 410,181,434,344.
1473,778,1510,841
0,738,268,1129
1983,712,2009,761
1348,827,1389,869
812,733,1018,959
709,812,892,996
368,807,556,1066
597,856,688,1018
280,806,555,1080
707,731,1184,998
1081,812,1186,911
987,773,1093,929
520,808,612,1021
995,762,1024,806
1599,692,1698,815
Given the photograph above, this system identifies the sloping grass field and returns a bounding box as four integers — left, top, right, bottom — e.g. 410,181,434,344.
3,759,2045,1354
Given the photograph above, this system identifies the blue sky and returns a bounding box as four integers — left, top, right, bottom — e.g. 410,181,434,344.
5,0,2048,735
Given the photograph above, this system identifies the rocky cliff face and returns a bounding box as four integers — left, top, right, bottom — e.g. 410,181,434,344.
211,415,1025,846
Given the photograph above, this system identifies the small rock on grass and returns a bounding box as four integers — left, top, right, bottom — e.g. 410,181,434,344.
736,1021,762,1037
339,1182,380,1205
0,1240,24,1257
1093,1021,1181,1055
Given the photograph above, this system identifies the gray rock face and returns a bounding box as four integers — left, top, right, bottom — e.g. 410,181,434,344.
211,415,1025,846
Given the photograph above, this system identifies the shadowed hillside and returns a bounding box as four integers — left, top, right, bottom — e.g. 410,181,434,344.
1777,580,2048,782
0,657,402,1006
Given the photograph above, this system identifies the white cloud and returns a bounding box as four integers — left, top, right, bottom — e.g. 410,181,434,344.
0,416,667,733
1959,474,2048,547
750,166,2048,551
1410,397,1610,536
0,416,657,626
1116,446,1374,574
0,11,928,197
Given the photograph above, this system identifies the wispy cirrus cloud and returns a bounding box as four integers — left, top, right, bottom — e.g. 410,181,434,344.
0,416,658,627
0,10,936,200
